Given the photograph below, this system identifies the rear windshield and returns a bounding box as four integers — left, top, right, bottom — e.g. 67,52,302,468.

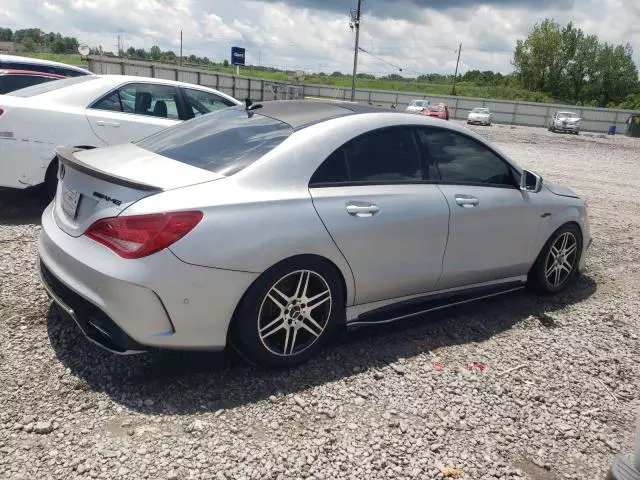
136,108,294,176
7,75,97,97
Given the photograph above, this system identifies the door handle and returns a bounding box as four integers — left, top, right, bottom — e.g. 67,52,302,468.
346,202,380,217
455,196,479,208
96,120,120,128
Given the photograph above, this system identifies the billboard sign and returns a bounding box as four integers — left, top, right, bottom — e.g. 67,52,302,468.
231,47,246,66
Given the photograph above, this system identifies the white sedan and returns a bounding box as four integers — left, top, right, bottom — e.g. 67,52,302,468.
0,75,241,196
467,107,492,126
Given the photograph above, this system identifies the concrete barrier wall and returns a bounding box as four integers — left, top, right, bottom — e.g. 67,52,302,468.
88,56,638,134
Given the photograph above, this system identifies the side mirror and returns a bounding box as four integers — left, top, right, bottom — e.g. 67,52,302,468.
520,170,543,193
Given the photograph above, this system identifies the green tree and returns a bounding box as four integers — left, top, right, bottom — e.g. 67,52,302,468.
149,45,162,60
223,59,230,67
22,37,38,52
51,38,66,54
513,18,638,106
0,28,12,41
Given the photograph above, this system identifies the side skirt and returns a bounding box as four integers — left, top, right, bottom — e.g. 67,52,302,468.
347,281,526,327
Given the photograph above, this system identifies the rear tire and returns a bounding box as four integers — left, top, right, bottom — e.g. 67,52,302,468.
43,159,58,201
528,224,582,295
230,257,345,368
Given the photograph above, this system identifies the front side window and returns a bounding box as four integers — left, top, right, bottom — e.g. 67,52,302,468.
418,128,516,187
183,88,236,117
91,83,182,119
136,108,293,176
310,127,422,186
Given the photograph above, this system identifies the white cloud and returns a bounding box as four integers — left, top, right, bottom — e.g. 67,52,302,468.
1,0,638,75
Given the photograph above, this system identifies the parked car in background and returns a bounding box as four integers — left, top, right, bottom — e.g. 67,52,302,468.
0,75,241,197
549,111,582,134
406,99,429,113
38,101,591,368
467,107,492,126
0,69,65,94
420,102,449,120
0,54,92,77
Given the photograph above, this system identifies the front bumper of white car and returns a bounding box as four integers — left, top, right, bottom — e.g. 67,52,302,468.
554,121,580,132
37,203,258,353
467,115,490,124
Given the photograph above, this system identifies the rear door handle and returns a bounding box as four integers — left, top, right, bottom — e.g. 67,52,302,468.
346,202,380,217
95,120,120,128
455,196,479,208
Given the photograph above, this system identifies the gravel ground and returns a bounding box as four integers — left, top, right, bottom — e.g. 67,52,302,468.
1,124,639,480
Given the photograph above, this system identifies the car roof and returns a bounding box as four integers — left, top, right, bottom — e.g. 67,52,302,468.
246,100,401,130
0,54,92,74
0,69,65,78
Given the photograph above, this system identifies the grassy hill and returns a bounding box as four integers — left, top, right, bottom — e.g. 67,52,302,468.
18,52,554,103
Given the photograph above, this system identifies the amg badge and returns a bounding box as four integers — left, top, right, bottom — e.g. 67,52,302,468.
93,191,122,206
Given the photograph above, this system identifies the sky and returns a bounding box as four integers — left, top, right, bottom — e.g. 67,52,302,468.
1,0,639,77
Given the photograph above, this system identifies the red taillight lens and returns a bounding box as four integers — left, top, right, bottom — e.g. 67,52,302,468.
0,108,4,116
85,211,203,259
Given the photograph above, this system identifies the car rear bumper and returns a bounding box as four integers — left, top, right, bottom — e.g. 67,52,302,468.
38,203,258,353
607,457,640,480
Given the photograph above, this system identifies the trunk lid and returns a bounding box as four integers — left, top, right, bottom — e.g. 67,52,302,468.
54,144,223,237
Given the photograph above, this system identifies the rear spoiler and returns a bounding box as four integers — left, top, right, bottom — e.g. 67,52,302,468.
56,147,162,192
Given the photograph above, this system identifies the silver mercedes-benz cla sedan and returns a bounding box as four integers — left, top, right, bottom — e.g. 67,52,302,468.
37,100,591,368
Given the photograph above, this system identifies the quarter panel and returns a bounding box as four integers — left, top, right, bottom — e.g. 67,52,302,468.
123,180,357,305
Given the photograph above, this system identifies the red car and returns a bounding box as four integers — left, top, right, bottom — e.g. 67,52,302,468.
420,102,450,120
0,69,65,94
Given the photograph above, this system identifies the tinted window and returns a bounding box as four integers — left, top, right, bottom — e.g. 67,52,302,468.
7,75,97,97
418,129,516,187
0,74,58,94
91,91,121,112
0,61,88,77
183,88,236,117
136,108,293,176
310,127,422,185
118,83,181,119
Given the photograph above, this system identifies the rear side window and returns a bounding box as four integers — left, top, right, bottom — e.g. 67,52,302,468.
136,108,293,176
310,127,422,185
0,74,58,94
0,61,87,77
7,75,97,97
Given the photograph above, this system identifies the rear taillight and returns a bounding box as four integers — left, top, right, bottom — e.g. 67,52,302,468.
85,211,203,259
0,108,4,116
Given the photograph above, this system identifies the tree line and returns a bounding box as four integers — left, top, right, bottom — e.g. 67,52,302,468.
2,21,638,109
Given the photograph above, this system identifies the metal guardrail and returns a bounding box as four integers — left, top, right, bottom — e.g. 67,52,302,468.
88,56,639,134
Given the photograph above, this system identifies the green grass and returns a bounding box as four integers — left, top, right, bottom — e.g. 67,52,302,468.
17,52,90,68
16,52,554,103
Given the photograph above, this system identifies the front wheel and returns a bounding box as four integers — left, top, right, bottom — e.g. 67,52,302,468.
230,257,345,368
528,224,582,294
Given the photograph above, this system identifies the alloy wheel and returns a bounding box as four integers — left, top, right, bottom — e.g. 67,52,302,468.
258,270,332,357
544,232,578,288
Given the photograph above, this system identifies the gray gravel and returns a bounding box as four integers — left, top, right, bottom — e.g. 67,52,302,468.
1,124,639,480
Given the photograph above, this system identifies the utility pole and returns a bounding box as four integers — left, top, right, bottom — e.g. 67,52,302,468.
180,30,183,66
350,0,362,102
452,42,462,96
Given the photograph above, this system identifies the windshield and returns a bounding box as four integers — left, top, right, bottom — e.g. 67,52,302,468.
428,104,445,112
472,108,489,114
558,112,579,118
136,108,294,176
7,75,97,97
410,100,427,107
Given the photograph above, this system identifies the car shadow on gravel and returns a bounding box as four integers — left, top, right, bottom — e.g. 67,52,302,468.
0,187,49,225
47,274,596,415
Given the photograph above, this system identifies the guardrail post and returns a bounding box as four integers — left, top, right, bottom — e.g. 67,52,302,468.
150,64,156,78
215,74,219,90
197,71,201,85
261,79,265,101
120,61,126,75
454,97,459,119
232,75,236,99
175,68,179,81
512,102,519,125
